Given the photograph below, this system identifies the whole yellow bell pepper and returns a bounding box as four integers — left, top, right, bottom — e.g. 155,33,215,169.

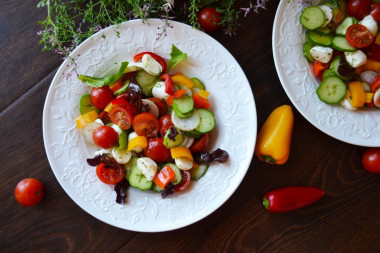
255,105,294,165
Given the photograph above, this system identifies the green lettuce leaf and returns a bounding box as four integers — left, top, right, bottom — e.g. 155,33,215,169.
167,45,187,71
78,61,129,87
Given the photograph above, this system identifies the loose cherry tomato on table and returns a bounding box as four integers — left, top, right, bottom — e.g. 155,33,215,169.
96,163,125,184
144,137,171,163
362,148,380,174
159,114,174,137
371,2,380,23
198,7,221,33
190,133,210,153
346,0,371,20
15,178,44,207
90,86,114,110
110,105,133,130
133,112,160,138
345,24,374,48
92,125,119,149
175,170,191,192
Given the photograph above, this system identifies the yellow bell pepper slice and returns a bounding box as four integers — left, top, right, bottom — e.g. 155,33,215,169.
355,59,380,74
75,110,98,128
171,74,195,89
365,92,374,104
127,136,148,151
199,89,210,99
170,147,193,160
254,105,293,165
348,81,365,107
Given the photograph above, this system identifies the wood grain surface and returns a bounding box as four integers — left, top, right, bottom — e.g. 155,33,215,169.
1,1,379,252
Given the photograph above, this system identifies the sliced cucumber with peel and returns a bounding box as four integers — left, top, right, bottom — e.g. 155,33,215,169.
135,70,159,96
306,30,333,46
300,6,326,30
163,127,184,148
173,94,194,117
128,164,153,190
194,108,215,134
79,94,99,115
317,76,347,104
331,36,356,52
190,164,209,181
335,17,357,36
303,42,315,62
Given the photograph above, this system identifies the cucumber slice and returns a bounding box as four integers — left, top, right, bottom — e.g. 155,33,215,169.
191,77,206,90
124,156,138,180
306,30,333,46
128,164,153,190
317,76,347,104
165,163,182,185
330,56,350,81
190,164,209,181
331,36,356,52
315,26,332,35
173,94,194,116
79,94,99,115
113,79,130,95
163,127,184,148
135,70,159,96
183,129,202,139
303,42,315,62
115,129,128,150
171,110,200,131
335,17,358,36
322,69,336,80
300,6,326,30
194,108,216,134
151,183,164,192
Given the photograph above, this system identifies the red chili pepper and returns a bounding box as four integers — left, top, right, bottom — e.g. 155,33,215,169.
160,73,175,95
133,52,167,73
263,186,324,213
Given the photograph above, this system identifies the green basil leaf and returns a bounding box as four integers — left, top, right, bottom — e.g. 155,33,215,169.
167,45,187,71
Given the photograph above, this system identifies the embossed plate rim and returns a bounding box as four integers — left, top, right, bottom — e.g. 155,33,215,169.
43,19,257,232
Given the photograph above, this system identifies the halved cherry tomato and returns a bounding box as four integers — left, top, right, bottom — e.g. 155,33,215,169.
346,24,374,48
371,2,380,23
148,97,167,117
15,178,44,207
159,114,174,137
346,0,371,20
160,73,175,95
362,148,380,174
190,133,210,153
153,165,176,188
110,105,133,130
175,170,191,191
93,125,119,149
110,97,138,116
96,163,124,184
144,137,171,163
90,86,114,110
133,112,160,138
133,52,167,73
198,7,221,33
371,75,380,93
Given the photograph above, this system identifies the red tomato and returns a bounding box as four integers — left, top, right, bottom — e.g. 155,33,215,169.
198,7,221,33
133,112,160,138
144,137,171,163
190,133,210,153
346,0,371,20
90,86,114,110
345,24,374,48
96,163,124,184
99,111,111,124
15,178,44,207
111,97,138,116
159,114,174,137
362,148,380,174
110,105,133,130
133,52,167,73
175,170,191,192
92,125,119,149
363,43,380,61
148,97,167,117
371,2,380,23
371,75,380,93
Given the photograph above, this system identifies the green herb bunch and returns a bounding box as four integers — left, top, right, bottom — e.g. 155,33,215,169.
37,0,269,57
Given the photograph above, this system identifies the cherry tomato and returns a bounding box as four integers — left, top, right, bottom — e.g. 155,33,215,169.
371,75,380,93
15,178,44,207
148,97,167,117
111,97,138,116
362,148,380,174
363,43,380,61
175,170,191,192
133,112,160,138
346,24,374,48
92,125,119,149
346,0,371,20
371,2,380,23
133,52,167,73
90,86,114,110
198,7,221,33
99,111,111,124
190,133,210,153
110,105,133,130
144,137,171,163
159,114,174,137
96,163,124,184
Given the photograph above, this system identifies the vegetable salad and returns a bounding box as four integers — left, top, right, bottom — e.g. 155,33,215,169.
76,45,228,204
300,0,380,110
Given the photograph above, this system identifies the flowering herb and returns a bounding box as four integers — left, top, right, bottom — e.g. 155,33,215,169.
37,0,269,59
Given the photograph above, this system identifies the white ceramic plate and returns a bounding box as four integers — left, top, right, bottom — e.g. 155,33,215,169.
43,19,256,232
273,1,380,147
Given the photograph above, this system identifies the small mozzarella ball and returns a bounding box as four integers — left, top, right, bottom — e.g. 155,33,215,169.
175,158,193,170
344,50,367,68
141,99,159,118
340,96,358,111
360,71,378,85
111,124,122,135
152,81,170,100
137,157,158,180
319,5,333,27
360,15,378,36
82,121,103,145
310,46,333,63
94,148,112,156
142,54,162,76
112,148,132,164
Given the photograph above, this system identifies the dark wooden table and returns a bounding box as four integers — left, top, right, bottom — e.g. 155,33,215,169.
1,1,379,252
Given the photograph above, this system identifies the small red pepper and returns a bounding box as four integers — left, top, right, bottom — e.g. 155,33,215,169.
193,93,211,109
160,73,175,95
263,186,324,213
313,60,330,78
133,52,167,73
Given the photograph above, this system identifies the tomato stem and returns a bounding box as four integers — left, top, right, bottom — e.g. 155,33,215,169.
263,197,270,210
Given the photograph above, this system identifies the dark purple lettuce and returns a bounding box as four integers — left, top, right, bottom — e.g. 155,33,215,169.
114,178,129,204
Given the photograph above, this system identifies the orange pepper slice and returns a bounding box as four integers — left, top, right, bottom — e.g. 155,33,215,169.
127,136,148,151
75,110,98,128
348,81,365,107
170,147,193,160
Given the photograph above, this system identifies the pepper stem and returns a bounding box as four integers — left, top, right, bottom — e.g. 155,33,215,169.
263,197,270,210
260,155,276,164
